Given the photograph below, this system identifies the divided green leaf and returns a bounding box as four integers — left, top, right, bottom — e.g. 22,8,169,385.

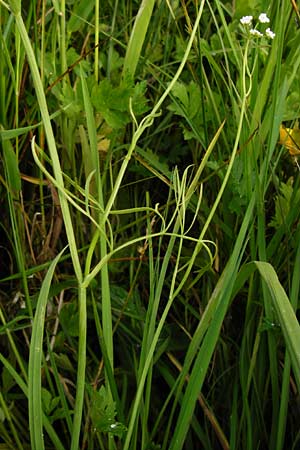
88,385,127,437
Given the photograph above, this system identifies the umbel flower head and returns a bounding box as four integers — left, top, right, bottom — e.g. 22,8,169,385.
250,29,263,37
240,15,253,25
240,13,275,39
266,27,276,39
258,13,270,23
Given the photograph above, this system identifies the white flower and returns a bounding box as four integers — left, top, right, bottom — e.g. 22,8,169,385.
265,28,276,39
258,13,270,23
250,29,264,37
240,15,253,25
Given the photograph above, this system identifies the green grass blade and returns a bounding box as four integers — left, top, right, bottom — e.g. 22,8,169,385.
254,261,300,390
80,62,114,416
0,109,68,141
234,260,300,389
276,233,300,450
122,0,155,79
71,285,87,450
28,247,66,450
168,194,254,450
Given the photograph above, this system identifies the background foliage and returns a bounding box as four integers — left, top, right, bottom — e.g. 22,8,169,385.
1,0,300,449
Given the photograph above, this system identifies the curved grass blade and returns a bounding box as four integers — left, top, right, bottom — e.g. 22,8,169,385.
254,261,300,390
234,260,300,388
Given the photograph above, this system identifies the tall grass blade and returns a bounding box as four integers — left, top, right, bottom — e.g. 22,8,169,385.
28,247,66,450
169,194,255,450
122,0,155,79
254,262,300,389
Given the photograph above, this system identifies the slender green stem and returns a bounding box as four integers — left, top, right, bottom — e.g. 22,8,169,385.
94,0,99,82
70,285,87,450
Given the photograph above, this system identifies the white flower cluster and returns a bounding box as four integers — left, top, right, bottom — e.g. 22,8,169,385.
258,13,270,23
240,13,275,39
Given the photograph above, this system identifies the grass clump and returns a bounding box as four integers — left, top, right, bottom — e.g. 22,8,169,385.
1,1,300,449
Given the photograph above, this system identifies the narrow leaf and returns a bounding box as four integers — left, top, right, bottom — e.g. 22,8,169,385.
28,247,67,450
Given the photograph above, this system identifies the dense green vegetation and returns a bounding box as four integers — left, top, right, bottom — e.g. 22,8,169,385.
1,0,300,449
